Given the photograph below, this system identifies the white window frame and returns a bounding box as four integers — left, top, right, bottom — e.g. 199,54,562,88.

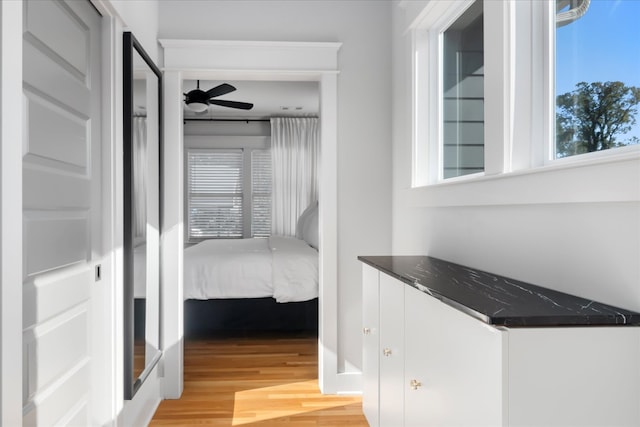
412,0,510,187
409,0,640,207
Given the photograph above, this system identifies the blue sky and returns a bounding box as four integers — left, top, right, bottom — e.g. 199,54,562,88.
556,0,640,143
556,0,640,93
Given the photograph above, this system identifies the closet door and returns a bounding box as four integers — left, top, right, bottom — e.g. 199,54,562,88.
22,0,102,425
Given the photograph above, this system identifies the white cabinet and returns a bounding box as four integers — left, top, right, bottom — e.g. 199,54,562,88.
362,265,406,427
361,264,379,427
404,285,504,427
362,267,640,427
506,327,640,426
379,273,405,427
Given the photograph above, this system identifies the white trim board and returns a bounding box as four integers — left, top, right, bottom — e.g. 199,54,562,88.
161,39,341,73
159,39,356,395
1,1,24,425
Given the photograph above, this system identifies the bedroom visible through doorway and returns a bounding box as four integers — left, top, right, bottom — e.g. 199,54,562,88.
180,80,321,338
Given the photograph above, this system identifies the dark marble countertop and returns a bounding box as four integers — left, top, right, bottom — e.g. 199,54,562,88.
358,255,640,327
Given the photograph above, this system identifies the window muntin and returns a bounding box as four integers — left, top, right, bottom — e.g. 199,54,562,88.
442,0,484,179
187,148,272,240
555,0,640,159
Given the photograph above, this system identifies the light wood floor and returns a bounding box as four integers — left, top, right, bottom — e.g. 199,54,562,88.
150,332,369,426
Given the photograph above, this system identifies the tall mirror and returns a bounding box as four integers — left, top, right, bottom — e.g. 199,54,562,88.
123,31,162,399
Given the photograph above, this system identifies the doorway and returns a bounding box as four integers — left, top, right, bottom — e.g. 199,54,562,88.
160,39,345,397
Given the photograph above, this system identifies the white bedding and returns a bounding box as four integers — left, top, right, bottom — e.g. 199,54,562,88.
269,236,319,303
183,236,318,303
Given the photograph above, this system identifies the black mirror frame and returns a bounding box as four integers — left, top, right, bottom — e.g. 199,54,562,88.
123,31,163,400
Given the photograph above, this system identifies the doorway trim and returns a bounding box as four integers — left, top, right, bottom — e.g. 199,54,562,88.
159,39,345,395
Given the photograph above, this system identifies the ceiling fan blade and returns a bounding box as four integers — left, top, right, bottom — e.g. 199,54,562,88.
206,83,236,98
209,99,254,110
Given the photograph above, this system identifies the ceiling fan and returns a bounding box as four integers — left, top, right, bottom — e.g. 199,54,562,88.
184,81,254,113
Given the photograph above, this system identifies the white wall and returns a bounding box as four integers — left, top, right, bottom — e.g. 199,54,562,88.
109,0,159,62
114,1,163,423
158,0,393,373
391,1,640,314
92,1,162,425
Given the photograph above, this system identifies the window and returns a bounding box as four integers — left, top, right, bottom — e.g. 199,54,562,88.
187,149,272,240
442,1,484,178
412,0,488,186
251,149,272,237
555,0,640,159
408,0,639,205
187,150,244,239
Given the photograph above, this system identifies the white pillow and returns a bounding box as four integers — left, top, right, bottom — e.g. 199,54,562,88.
295,201,314,239
303,205,319,249
296,201,319,249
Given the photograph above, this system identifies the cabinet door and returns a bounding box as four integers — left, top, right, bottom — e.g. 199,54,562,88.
404,286,505,427
379,273,405,427
507,327,640,426
362,264,380,427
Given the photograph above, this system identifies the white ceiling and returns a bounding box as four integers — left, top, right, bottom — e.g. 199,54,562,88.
182,80,319,120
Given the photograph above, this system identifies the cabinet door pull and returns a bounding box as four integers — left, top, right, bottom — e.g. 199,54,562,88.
409,379,422,390
363,327,371,335
383,347,392,356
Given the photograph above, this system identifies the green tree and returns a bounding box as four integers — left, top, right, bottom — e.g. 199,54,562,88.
556,81,640,157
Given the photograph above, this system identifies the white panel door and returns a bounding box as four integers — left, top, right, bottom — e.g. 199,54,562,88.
362,264,380,427
379,273,405,427
22,0,101,425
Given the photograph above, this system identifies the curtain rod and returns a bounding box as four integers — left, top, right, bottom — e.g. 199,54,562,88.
184,116,318,123
184,118,270,123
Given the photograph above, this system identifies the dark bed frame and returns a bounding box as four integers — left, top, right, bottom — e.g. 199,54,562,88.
184,297,319,336
134,298,318,339
135,297,319,338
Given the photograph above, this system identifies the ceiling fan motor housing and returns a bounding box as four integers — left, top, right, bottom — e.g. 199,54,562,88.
184,89,209,106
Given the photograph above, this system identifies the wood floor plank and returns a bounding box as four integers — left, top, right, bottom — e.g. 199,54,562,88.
150,333,369,426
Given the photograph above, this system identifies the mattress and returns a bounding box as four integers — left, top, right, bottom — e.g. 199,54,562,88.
183,236,318,302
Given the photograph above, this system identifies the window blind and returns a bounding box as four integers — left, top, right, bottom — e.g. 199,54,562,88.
251,149,272,237
187,150,244,239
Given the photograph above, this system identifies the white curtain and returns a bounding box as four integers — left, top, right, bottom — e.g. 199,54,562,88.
270,117,319,236
133,116,147,241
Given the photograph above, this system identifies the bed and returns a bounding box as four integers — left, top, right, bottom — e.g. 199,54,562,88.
134,202,320,334
183,201,320,335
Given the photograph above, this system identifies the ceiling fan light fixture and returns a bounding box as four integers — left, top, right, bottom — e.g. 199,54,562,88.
186,101,208,113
